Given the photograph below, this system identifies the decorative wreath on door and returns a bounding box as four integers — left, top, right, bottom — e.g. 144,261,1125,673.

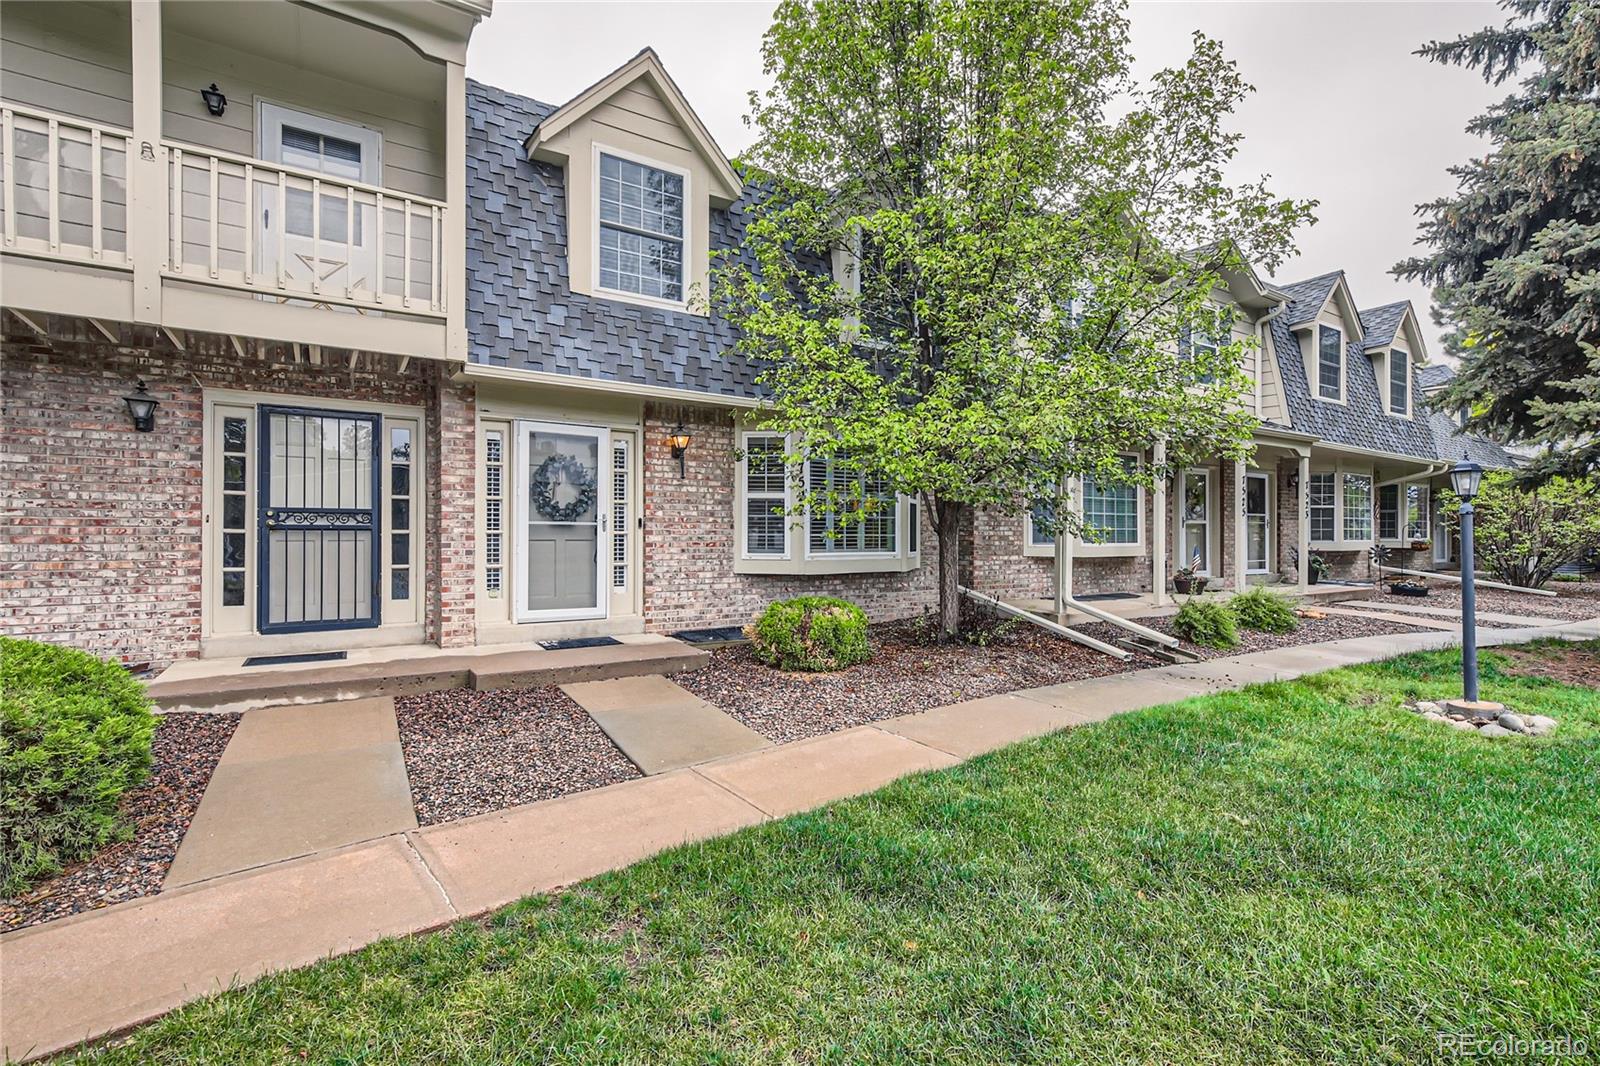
530,454,597,523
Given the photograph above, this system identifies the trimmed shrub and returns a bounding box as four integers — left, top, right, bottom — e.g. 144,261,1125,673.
748,596,871,672
1,638,157,896
1171,598,1240,650
1228,586,1300,634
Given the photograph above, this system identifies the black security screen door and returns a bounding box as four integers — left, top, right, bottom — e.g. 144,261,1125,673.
257,406,381,634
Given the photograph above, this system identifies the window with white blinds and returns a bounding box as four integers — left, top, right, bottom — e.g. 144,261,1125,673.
807,455,896,554
743,433,788,556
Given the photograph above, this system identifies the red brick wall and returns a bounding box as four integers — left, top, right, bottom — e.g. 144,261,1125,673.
426,372,476,648
1,326,452,669
639,402,938,632
964,484,1158,602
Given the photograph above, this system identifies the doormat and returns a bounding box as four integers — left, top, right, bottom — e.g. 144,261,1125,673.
1076,592,1140,602
672,625,750,646
538,636,623,651
242,651,349,668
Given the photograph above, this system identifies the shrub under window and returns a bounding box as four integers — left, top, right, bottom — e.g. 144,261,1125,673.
748,596,871,672
1,638,157,895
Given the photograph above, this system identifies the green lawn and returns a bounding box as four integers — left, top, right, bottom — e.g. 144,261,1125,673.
86,644,1599,1064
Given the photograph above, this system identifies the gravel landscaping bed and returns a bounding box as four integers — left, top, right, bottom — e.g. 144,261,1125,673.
679,610,1432,744
397,686,641,825
1076,610,1432,658
0,712,240,933
1366,580,1599,622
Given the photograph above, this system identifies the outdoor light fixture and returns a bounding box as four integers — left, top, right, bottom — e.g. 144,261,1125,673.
1449,460,1484,501
1287,472,1300,492
1447,459,1496,715
200,83,227,117
667,422,692,478
123,380,158,433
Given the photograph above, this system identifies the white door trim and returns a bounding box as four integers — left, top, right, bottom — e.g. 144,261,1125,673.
513,419,610,623
1245,470,1272,574
1175,467,1216,577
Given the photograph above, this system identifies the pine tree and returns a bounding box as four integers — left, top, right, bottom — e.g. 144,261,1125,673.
1396,0,1600,480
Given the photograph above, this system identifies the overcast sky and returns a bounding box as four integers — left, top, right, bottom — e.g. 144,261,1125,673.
468,1,1509,362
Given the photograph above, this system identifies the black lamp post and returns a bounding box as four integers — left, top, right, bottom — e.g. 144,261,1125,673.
122,380,158,432
1450,460,1487,707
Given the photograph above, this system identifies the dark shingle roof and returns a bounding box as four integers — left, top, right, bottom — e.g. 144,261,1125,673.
1418,364,1455,390
1268,275,1438,459
1357,302,1409,350
1428,411,1516,468
465,79,814,401
1278,271,1342,327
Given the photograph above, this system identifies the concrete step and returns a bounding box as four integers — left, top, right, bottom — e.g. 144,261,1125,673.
148,640,710,712
562,675,769,774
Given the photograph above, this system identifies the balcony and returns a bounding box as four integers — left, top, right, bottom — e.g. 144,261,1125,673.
0,0,484,361
1,101,448,356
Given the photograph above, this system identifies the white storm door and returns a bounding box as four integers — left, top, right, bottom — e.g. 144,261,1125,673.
256,102,383,302
514,421,609,622
1179,469,1213,576
1245,472,1271,573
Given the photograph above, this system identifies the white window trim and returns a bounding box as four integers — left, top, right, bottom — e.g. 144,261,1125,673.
1314,324,1345,405
737,429,794,561
804,457,901,561
1378,479,1432,546
1244,470,1273,574
591,141,691,313
732,429,919,575
1022,454,1147,559
1174,467,1217,577
1308,460,1378,550
1385,347,1413,418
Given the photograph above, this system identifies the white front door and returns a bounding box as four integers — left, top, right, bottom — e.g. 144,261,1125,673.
1179,469,1213,575
256,102,383,301
514,421,610,622
1245,472,1271,573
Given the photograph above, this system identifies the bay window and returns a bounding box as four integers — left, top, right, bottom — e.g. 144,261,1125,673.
1405,485,1430,541
743,433,789,556
1308,472,1336,542
1081,456,1140,545
808,456,896,554
1378,484,1400,541
1342,473,1373,541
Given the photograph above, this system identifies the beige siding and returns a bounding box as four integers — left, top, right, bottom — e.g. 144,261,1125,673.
590,78,694,155
1,1,133,128
1,1,444,200
1259,328,1288,424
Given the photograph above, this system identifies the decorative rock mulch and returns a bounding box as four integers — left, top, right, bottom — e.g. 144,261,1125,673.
1408,700,1558,738
0,712,241,934
396,686,641,825
680,611,1433,745
1368,581,1600,622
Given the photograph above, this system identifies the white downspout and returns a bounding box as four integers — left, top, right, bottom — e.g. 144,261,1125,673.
1151,439,1168,606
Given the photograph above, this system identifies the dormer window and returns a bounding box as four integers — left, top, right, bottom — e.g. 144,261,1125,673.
1388,350,1409,415
1317,325,1342,400
598,152,685,303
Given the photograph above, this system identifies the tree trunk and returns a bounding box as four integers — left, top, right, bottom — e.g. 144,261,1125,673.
934,497,966,641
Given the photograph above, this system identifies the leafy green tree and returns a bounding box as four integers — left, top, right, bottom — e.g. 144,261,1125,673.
1396,0,1600,481
1440,473,1600,588
716,0,1313,638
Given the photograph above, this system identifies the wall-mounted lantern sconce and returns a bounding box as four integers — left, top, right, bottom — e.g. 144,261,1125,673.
123,380,158,432
200,83,227,117
667,422,692,478
1287,472,1300,493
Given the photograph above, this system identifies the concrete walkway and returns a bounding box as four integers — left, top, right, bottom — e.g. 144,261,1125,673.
164,698,417,887
562,674,768,774
3,618,1595,1062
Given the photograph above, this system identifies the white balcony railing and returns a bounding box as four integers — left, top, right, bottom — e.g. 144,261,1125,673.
0,104,132,268
165,142,446,317
0,103,447,320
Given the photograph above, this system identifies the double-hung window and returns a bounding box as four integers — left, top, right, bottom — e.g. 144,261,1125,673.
1342,473,1373,541
1317,326,1343,400
598,153,684,302
1308,472,1336,542
808,455,896,554
1389,351,1409,415
1080,456,1140,545
1181,328,1220,384
743,434,789,556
